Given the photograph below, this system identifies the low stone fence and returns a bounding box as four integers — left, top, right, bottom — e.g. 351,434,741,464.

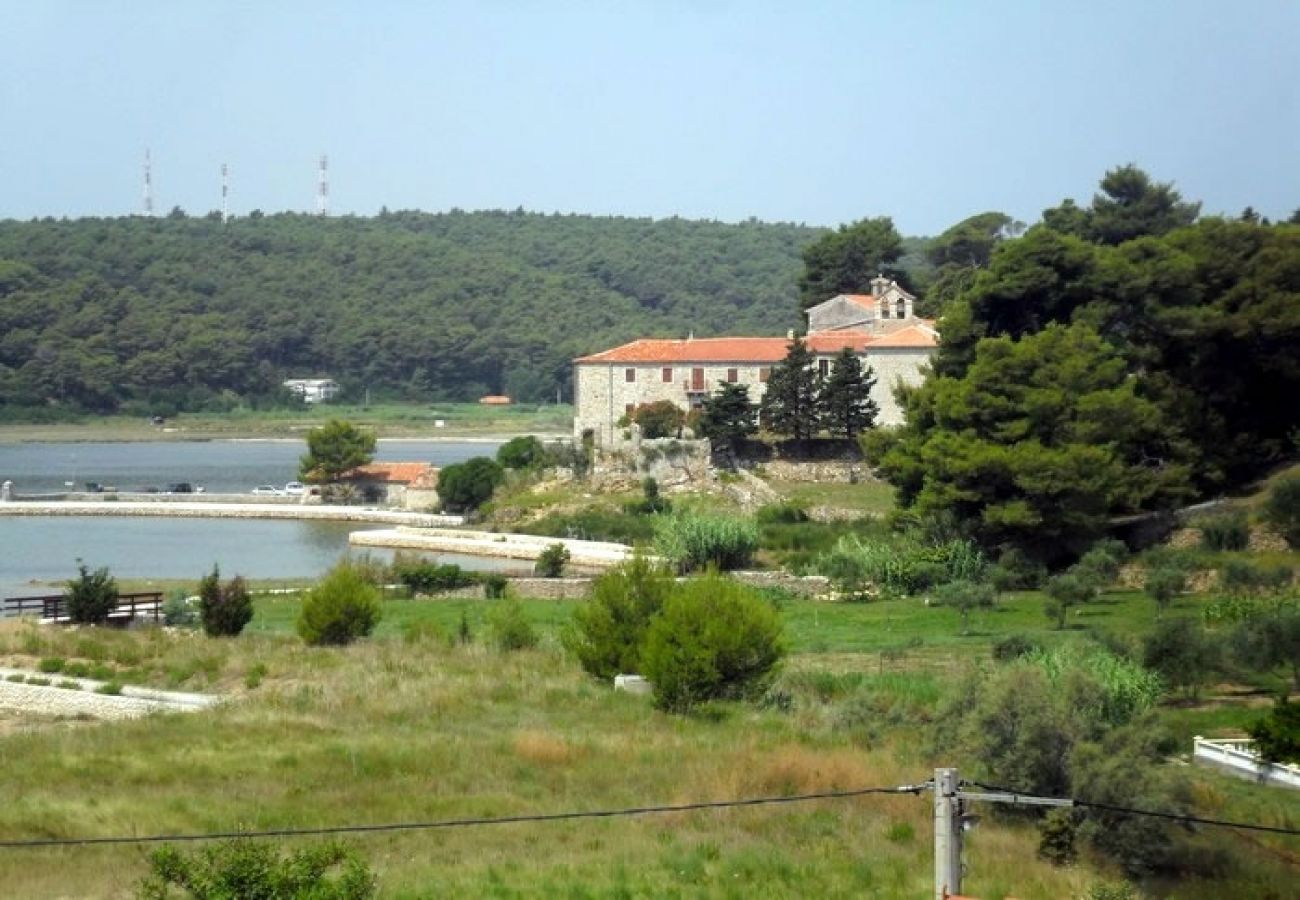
0,668,217,721
758,460,877,484
0,501,462,527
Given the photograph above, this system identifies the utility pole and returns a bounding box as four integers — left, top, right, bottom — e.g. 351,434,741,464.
934,768,961,900
932,770,1077,899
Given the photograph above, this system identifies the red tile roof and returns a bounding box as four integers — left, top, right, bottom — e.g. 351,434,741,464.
837,293,878,311
575,337,793,364
341,462,436,485
576,328,937,364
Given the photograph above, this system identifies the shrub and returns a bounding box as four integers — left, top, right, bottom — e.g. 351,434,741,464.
482,573,509,599
1248,696,1300,764
1199,511,1250,551
64,561,118,625
437,456,505,512
38,657,65,674
162,588,198,627
988,547,1046,591
534,542,570,578
992,634,1041,662
1219,559,1293,593
394,560,476,594
815,536,984,598
137,839,375,900
755,502,810,525
1264,475,1300,548
654,512,759,575
496,435,548,470
626,477,670,515
629,400,684,439
486,597,538,651
1143,619,1219,699
297,565,383,646
641,574,784,712
198,567,254,637
563,555,673,680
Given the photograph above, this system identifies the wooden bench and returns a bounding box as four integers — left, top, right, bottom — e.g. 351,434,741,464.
2,592,164,625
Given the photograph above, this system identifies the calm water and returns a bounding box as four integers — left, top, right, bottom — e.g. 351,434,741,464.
0,439,502,495
0,439,511,599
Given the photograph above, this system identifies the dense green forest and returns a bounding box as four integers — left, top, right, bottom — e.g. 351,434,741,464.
0,211,829,415
871,168,1300,562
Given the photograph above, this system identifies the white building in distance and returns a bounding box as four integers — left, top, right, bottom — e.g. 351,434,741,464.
283,378,340,404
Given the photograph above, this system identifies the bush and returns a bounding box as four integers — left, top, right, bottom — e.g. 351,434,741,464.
138,839,375,900
629,400,684,439
641,574,784,712
1199,511,1250,551
496,435,548,470
534,542,570,578
563,555,673,680
625,477,670,515
198,566,254,637
1264,475,1300,548
1219,559,1293,593
992,634,1041,662
486,597,538,651
988,547,1046,591
755,502,810,525
1143,619,1219,698
482,573,509,599
64,561,118,625
162,588,198,627
297,565,383,646
655,512,759,574
1248,696,1300,764
394,560,477,594
437,456,505,512
816,536,984,598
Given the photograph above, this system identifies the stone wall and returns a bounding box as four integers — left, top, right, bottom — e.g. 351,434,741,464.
760,460,877,483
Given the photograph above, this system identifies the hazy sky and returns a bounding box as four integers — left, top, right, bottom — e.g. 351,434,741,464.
2,1,1296,234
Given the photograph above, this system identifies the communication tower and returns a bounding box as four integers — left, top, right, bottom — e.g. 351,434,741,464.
317,154,329,216
142,149,154,217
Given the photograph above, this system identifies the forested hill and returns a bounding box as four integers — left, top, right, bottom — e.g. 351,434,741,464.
0,211,824,414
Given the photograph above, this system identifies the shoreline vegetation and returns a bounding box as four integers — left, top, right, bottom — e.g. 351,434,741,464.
0,401,574,443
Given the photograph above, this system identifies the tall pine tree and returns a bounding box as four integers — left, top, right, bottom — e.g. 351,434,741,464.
698,382,757,463
819,348,878,438
760,339,821,440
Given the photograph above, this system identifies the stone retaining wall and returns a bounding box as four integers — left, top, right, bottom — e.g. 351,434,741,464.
0,501,462,527
759,460,877,484
0,672,216,721
425,571,829,600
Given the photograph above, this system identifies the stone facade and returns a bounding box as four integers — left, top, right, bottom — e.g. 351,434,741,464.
573,280,936,446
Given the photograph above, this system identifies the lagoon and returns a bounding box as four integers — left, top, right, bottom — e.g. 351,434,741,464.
0,439,509,599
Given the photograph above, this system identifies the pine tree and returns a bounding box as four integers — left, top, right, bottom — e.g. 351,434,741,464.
760,339,821,440
698,382,757,462
818,348,878,438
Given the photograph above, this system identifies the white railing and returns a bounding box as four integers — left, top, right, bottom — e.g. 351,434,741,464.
1193,736,1300,790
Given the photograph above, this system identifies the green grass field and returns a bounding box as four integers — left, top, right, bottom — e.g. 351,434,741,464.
0,581,1295,898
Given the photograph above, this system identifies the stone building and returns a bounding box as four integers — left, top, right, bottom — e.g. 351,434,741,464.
338,462,440,510
572,278,937,446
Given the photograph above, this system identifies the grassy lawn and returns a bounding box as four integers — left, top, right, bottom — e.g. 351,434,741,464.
767,478,897,517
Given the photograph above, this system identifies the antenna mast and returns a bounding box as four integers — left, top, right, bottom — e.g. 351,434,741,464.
317,154,329,216
221,163,229,224
142,149,154,217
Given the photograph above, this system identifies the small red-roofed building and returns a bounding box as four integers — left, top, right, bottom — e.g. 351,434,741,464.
572,277,937,445
339,462,440,509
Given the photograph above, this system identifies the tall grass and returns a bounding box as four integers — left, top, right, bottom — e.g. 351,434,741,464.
654,512,760,574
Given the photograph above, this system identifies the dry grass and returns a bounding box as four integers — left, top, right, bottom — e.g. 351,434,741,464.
0,618,1291,897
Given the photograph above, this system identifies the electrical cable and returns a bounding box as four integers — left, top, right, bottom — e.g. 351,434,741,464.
960,779,1300,837
0,783,929,850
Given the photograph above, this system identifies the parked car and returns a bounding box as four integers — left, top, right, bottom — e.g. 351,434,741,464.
166,482,195,494
283,481,306,496
251,485,284,496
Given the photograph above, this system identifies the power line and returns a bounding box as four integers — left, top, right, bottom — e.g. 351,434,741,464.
960,779,1300,837
0,784,928,850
